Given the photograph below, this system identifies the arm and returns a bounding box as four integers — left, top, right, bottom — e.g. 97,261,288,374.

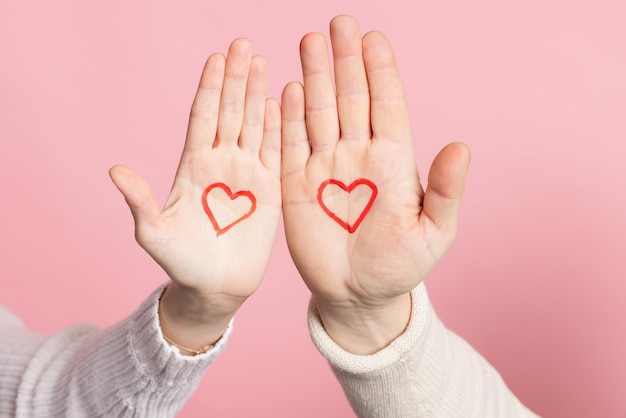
309,284,538,417
1,287,231,417
1,37,280,417
110,38,281,357
281,15,534,416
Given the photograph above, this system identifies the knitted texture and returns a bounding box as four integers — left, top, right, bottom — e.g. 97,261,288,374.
308,283,540,418
0,285,232,418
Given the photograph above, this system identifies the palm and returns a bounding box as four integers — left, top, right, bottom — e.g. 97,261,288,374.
111,39,281,306
282,17,470,307
151,146,280,294
282,139,428,301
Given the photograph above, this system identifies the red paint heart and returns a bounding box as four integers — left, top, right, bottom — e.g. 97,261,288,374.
202,183,256,236
317,178,378,233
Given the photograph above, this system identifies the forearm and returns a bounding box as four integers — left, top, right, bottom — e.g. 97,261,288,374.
0,306,48,415
310,284,538,418
3,285,230,417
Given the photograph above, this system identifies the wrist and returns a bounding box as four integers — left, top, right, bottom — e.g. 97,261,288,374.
158,283,238,356
313,292,412,355
160,281,242,321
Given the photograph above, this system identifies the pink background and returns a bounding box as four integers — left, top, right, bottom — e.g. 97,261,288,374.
1,1,625,417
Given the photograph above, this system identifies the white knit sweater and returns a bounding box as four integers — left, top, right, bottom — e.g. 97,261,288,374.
308,283,540,417
1,283,538,417
0,286,232,417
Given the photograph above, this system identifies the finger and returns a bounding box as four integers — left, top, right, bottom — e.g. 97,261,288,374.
215,38,252,147
300,33,339,153
281,81,310,180
330,15,370,141
239,55,269,153
421,143,471,232
362,31,411,143
184,53,226,152
109,165,160,234
260,97,281,177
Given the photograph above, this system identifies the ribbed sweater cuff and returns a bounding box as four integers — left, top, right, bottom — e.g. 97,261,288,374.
308,283,430,374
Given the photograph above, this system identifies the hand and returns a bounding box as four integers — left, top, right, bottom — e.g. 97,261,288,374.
110,39,281,351
281,16,470,354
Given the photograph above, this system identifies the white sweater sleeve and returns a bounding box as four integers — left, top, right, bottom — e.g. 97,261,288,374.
0,285,232,418
308,283,539,418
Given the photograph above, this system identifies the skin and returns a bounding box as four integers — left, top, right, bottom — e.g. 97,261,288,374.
281,15,471,354
110,39,282,354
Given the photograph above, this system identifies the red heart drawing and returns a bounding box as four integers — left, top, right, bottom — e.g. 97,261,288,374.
202,183,256,236
317,178,378,233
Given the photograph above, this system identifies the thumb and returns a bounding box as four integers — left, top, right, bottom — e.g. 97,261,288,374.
421,142,471,232
109,165,160,231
